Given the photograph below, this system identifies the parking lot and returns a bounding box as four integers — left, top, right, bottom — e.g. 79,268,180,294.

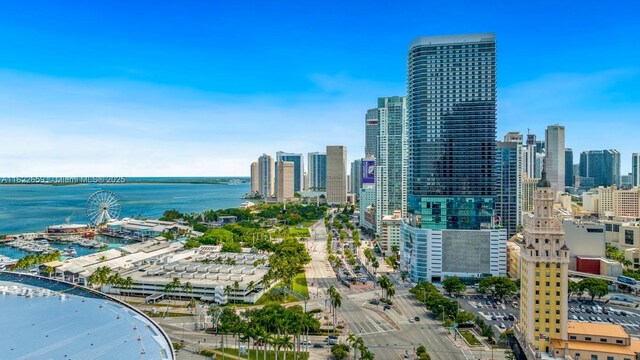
458,294,520,335
458,293,640,337
568,299,640,336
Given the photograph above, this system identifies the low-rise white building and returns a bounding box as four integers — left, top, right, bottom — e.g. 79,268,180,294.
44,241,273,304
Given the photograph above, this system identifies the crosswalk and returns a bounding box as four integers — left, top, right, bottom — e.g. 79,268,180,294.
350,314,396,335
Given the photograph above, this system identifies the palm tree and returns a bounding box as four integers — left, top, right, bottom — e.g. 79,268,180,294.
170,277,181,300
378,275,392,300
360,349,375,360
328,287,342,334
224,285,232,304
386,282,396,302
45,265,55,278
233,280,241,304
347,333,357,359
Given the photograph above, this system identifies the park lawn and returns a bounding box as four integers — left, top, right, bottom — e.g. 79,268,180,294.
221,347,310,360
288,227,311,238
255,272,309,305
459,330,482,346
292,271,309,298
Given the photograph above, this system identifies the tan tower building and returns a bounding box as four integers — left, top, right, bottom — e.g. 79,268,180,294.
516,172,569,358
326,146,347,204
276,161,294,203
250,161,259,195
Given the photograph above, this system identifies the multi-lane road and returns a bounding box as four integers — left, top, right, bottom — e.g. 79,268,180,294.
305,221,469,360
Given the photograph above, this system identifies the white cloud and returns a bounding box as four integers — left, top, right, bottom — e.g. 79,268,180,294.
0,70,402,176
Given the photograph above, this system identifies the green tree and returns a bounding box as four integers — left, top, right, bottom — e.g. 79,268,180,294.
443,276,466,296
579,278,609,301
455,310,475,324
330,344,350,360
478,276,517,300
378,275,392,300
504,349,516,360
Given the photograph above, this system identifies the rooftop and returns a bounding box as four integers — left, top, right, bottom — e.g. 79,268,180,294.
410,33,495,48
567,321,629,339
551,339,640,357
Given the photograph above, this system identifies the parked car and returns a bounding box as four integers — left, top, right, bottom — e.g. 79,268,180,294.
620,311,628,316
313,343,324,348
508,314,515,321
369,299,380,305
499,323,506,329
414,316,420,322
408,318,414,323
491,315,497,321
578,316,585,321
300,340,311,345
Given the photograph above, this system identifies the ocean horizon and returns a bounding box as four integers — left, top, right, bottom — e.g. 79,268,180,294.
0,182,250,234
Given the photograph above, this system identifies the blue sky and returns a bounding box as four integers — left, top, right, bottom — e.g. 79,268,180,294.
1,0,639,176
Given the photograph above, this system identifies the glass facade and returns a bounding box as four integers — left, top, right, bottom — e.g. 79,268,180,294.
579,149,621,187
407,33,497,230
307,152,326,191
276,152,304,193
365,108,379,158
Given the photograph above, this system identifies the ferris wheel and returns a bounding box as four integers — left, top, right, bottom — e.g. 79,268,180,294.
86,190,122,226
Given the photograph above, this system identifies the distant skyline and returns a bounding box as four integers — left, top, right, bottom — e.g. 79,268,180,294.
1,1,639,176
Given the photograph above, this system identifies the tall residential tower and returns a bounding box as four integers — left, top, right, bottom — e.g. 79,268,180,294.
406,33,497,230
375,96,408,231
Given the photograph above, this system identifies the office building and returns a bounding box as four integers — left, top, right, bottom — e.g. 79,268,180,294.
365,108,379,158
516,173,569,357
564,148,573,187
545,124,565,194
350,159,362,196
359,187,376,231
326,146,347,204
550,322,640,360
401,33,505,283
406,33,496,230
579,149,621,187
275,161,294,203
522,176,540,214
633,153,640,187
258,154,275,198
524,133,537,178
375,96,408,231
496,137,523,237
400,221,506,282
250,161,259,195
307,152,326,191
276,152,304,193
621,173,633,189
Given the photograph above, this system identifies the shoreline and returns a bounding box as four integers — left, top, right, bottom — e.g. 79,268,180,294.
0,177,249,186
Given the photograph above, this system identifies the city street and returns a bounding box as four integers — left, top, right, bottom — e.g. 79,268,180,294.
306,220,470,359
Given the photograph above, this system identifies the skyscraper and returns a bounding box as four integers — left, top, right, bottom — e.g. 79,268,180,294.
258,154,274,197
496,135,523,237
350,159,362,197
276,161,294,203
516,173,569,356
276,152,304,193
365,108,379,158
524,133,537,178
407,33,496,230
400,33,506,283
633,153,640,187
545,124,565,194
375,96,407,231
579,149,621,187
250,161,259,195
564,148,574,187
326,146,347,204
307,152,326,191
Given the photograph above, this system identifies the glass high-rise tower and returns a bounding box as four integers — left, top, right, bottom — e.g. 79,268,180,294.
407,33,497,230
